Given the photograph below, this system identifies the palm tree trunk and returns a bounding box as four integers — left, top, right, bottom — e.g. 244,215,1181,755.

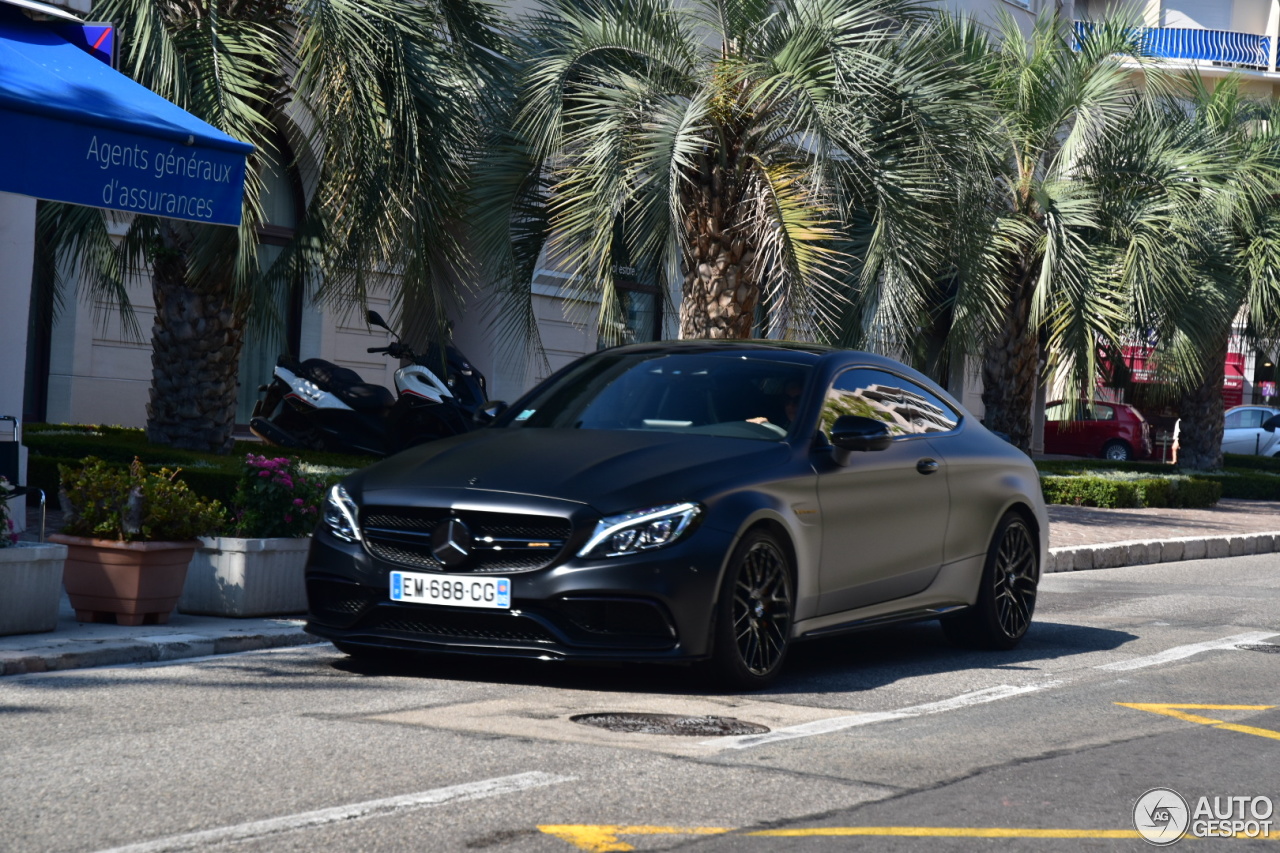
145,225,244,454
679,154,756,339
1176,333,1230,471
980,275,1038,452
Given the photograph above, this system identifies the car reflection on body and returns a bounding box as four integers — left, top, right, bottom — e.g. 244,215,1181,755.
305,341,1047,689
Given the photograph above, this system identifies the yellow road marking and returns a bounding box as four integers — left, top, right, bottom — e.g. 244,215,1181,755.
538,825,1173,850
749,828,1143,838
1117,703,1280,741
538,825,729,852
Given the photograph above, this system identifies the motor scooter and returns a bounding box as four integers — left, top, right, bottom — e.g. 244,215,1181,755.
249,310,486,457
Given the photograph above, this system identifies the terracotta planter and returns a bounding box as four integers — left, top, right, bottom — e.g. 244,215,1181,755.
49,534,198,626
0,542,68,636
179,536,311,617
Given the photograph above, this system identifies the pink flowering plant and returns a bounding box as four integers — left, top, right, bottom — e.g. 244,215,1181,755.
232,455,328,538
0,475,18,547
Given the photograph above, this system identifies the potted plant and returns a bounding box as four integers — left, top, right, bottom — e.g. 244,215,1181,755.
51,457,224,626
0,475,68,635
179,454,328,617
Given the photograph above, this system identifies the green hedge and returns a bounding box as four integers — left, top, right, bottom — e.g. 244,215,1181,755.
23,424,373,507
1039,473,1222,509
1035,455,1280,503
1187,469,1280,501
1222,453,1280,474
1034,459,1177,476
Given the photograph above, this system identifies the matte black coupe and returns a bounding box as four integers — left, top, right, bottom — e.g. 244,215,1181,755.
305,341,1047,688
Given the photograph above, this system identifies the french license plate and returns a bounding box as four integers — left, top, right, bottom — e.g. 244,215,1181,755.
389,571,511,609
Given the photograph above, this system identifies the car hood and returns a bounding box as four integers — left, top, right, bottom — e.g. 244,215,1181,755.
352,428,791,514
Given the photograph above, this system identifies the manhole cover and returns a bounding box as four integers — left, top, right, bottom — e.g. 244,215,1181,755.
1237,643,1280,654
571,713,770,737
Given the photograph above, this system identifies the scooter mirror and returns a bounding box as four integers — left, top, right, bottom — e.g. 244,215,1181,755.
366,310,390,331
475,401,508,425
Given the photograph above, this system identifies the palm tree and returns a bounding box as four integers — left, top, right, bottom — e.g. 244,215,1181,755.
474,0,981,351
1147,77,1280,471
38,0,507,452
855,12,1226,452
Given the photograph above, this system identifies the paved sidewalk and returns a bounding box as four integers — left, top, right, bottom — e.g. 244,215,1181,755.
1044,498,1280,573
4,500,1279,677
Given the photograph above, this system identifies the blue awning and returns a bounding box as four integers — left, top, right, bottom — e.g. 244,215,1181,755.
0,9,253,226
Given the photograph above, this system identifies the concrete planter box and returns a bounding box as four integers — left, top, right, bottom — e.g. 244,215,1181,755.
0,542,67,636
179,536,311,617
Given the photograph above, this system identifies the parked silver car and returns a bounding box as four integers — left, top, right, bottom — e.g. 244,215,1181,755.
1222,405,1280,457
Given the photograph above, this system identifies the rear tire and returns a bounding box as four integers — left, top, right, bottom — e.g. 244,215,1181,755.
1101,440,1132,461
942,513,1038,650
709,529,794,690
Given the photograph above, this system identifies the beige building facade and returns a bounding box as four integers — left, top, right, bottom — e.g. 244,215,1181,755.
17,0,1280,433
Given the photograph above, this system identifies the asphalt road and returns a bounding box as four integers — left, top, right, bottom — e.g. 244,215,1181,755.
2,554,1278,853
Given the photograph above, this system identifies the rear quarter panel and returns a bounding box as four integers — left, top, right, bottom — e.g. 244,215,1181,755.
936,423,1048,571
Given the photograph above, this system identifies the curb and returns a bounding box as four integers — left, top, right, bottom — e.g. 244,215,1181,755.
4,534,1279,677
0,625,324,677
1047,531,1280,574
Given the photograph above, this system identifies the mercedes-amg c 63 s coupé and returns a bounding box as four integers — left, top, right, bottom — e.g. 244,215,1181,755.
305,340,1047,688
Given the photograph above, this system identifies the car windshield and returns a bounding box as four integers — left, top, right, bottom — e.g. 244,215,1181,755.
497,350,814,441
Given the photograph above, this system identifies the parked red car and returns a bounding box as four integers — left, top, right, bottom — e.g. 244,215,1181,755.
1044,400,1152,460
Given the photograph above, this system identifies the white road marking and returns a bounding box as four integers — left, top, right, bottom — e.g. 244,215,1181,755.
91,771,574,853
710,683,1059,749
1096,632,1278,672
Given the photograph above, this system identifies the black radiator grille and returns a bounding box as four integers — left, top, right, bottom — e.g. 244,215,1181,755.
361,507,571,573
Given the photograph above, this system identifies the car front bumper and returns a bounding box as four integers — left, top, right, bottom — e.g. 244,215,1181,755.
303,525,735,662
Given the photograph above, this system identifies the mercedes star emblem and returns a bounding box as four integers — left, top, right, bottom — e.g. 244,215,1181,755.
431,517,474,568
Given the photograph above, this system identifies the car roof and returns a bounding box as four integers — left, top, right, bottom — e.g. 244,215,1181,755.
602,339,836,359
598,340,926,374
545,339,969,419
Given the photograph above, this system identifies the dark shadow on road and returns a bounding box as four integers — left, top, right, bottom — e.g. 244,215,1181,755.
768,620,1137,696
324,619,1139,697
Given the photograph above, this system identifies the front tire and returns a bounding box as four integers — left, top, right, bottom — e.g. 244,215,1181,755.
709,529,794,690
1101,440,1132,461
943,512,1038,650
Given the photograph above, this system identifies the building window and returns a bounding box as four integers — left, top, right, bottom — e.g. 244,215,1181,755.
235,142,302,425
616,279,662,344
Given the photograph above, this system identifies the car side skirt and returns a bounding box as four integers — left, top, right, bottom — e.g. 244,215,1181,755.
791,552,984,640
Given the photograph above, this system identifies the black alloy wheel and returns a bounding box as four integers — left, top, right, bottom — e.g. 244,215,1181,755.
710,529,794,689
943,512,1038,650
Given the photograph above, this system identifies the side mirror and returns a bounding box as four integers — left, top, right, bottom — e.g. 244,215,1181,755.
366,310,390,331
474,401,508,425
1263,414,1280,433
829,414,892,464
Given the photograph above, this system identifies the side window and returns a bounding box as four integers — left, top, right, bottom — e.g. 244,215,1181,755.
1046,402,1068,422
1092,405,1117,422
821,368,960,438
1225,411,1244,430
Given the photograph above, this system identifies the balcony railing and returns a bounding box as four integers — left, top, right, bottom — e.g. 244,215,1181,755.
1074,22,1273,72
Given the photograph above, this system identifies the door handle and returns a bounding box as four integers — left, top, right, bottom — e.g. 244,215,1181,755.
916,458,940,475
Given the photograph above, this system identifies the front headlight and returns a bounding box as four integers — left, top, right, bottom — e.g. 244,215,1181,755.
323,484,362,543
577,502,702,559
